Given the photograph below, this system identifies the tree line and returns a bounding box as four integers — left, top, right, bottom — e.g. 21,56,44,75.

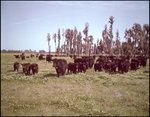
47,16,149,57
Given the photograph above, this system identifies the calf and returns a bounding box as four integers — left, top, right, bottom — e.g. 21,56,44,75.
14,62,19,71
21,63,31,75
94,62,103,72
52,58,68,77
68,62,79,74
31,63,38,74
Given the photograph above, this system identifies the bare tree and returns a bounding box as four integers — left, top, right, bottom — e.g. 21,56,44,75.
47,33,51,54
83,22,89,55
53,33,57,53
108,16,115,55
73,26,78,55
57,28,61,55
77,31,82,57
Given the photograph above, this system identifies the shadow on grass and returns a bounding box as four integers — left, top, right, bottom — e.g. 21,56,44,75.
40,72,74,79
7,70,15,72
143,70,149,73
40,73,58,79
15,72,33,76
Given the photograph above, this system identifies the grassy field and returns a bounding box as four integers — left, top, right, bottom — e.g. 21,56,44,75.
1,53,149,116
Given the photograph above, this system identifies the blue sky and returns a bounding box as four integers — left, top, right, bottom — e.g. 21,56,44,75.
1,1,149,52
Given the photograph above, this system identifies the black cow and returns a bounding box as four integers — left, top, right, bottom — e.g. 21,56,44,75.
141,58,147,68
46,55,53,62
111,62,117,73
31,54,34,58
73,55,77,60
52,58,68,77
68,62,79,74
103,62,111,71
21,63,31,75
93,55,96,60
20,55,25,60
136,56,147,68
94,62,103,72
130,62,137,71
117,59,124,74
14,55,20,58
78,63,86,73
36,54,39,58
131,58,140,68
123,59,130,73
26,56,29,58
14,62,19,71
31,63,38,74
39,54,45,60
96,57,105,64
74,58,89,69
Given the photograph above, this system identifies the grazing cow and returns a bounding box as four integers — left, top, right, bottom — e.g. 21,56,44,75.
94,62,103,72
14,55,20,58
52,58,68,77
31,63,38,74
21,63,31,75
130,62,137,71
78,63,86,73
26,56,29,58
14,62,19,71
68,62,79,74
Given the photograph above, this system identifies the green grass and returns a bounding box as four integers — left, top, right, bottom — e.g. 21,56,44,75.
1,53,149,116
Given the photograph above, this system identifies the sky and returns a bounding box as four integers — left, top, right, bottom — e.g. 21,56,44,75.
1,1,149,52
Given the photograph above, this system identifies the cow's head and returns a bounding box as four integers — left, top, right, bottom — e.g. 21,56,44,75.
52,58,59,67
21,63,27,73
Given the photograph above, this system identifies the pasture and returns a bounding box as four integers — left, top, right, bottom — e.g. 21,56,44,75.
1,53,149,116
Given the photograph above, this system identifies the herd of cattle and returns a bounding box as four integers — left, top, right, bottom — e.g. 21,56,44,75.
13,53,148,77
